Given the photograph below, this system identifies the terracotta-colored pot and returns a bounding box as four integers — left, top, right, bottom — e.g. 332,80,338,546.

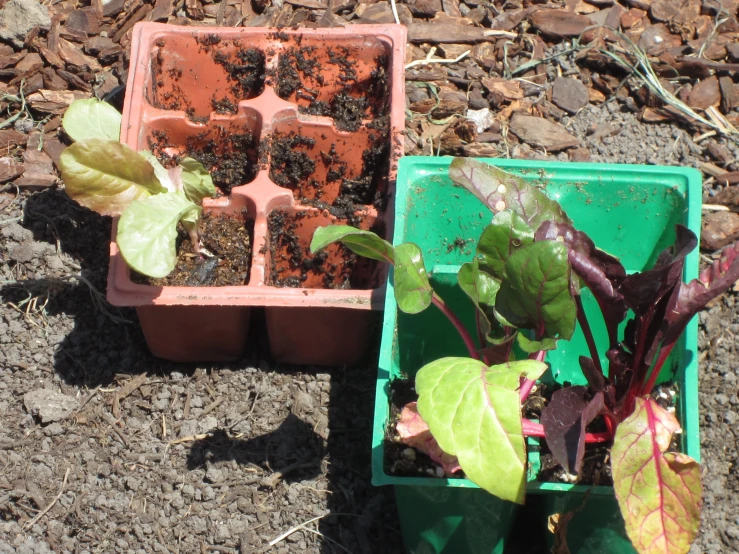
107,22,406,365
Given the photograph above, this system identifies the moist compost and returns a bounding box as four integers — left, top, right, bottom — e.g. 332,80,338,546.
186,130,258,194
267,210,379,290
276,45,389,131
131,212,252,287
269,127,390,219
212,47,266,100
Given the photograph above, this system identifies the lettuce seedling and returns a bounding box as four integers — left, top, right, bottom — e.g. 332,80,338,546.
59,99,217,278
311,158,739,554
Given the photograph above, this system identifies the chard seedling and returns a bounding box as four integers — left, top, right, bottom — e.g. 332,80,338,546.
311,158,739,554
59,98,217,278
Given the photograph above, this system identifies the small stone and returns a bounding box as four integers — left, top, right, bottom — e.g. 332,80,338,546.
465,108,494,133
724,411,738,425
551,77,589,114
0,0,51,48
199,416,218,433
401,448,417,461
23,389,79,423
205,466,223,484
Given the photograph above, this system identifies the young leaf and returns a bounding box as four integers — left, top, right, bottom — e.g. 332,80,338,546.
394,243,433,314
495,240,577,340
458,258,501,340
540,387,605,475
179,157,217,203
139,151,175,192
448,158,571,230
396,402,461,475
612,397,702,554
415,357,548,504
310,226,395,263
62,98,122,142
117,192,201,278
579,356,606,392
476,211,534,280
60,138,166,216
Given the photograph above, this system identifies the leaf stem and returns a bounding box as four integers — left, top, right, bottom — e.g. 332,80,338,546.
641,344,674,397
431,293,480,361
575,294,603,374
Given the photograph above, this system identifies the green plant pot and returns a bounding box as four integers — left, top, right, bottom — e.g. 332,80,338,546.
372,156,702,554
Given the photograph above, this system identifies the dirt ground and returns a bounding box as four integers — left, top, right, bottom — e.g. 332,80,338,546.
2,109,738,554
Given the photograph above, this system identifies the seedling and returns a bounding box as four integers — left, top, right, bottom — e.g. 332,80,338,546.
58,98,217,278
311,158,739,554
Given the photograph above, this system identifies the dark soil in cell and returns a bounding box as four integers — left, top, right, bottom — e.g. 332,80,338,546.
212,47,266,99
267,210,379,290
275,46,323,99
186,131,258,194
268,133,317,188
301,92,370,133
131,212,252,287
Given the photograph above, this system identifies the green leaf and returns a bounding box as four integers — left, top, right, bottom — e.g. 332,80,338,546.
60,138,166,216
117,192,201,278
516,334,558,353
415,357,549,504
139,151,174,192
179,157,216,203
394,243,433,314
612,397,702,554
62,98,121,142
310,226,395,263
477,211,535,280
449,158,571,230
458,258,501,340
495,241,577,340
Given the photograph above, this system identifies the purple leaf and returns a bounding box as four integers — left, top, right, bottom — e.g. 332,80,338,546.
541,387,605,475
536,221,627,346
579,356,605,392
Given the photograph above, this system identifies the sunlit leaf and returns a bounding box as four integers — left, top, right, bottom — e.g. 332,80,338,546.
458,258,501,340
310,225,395,263
394,243,433,314
449,158,570,229
139,151,175,192
62,98,121,142
179,157,217,203
477,211,534,280
60,138,166,216
118,192,201,278
612,397,702,554
416,357,548,504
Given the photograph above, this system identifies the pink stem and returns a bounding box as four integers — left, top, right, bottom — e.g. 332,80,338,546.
522,419,611,443
520,350,547,402
431,294,480,361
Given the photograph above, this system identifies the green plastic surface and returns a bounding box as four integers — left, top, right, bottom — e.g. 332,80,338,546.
372,157,702,554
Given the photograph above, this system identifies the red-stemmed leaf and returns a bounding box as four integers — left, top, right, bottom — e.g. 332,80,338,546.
612,397,702,554
540,387,605,475
396,402,461,475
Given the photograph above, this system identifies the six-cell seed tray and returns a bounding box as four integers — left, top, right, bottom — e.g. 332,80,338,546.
107,22,406,365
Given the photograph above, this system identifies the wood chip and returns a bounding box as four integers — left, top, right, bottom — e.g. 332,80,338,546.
409,21,498,43
0,157,24,182
509,113,580,151
701,211,739,250
26,89,91,114
112,4,152,42
58,37,102,71
112,373,148,419
482,77,523,100
719,76,739,112
688,75,720,110
530,10,594,37
0,130,28,150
